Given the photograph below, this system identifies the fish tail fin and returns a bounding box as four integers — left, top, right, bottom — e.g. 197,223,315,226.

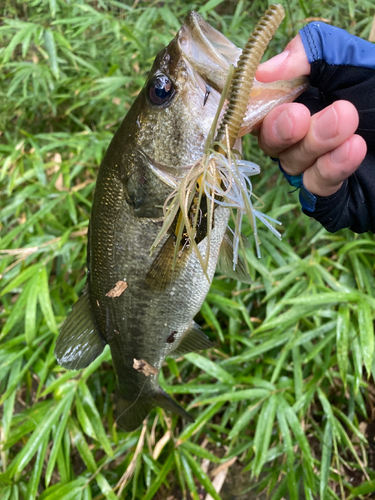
154,389,194,423
115,388,194,432
116,392,153,432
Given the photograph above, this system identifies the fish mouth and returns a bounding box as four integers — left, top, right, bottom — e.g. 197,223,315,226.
177,12,309,137
177,11,241,93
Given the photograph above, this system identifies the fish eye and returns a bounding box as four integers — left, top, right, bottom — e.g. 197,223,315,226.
149,74,175,106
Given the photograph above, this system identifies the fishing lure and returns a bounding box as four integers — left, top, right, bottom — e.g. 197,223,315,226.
152,4,286,270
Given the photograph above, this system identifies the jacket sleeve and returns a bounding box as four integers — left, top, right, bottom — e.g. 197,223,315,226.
294,22,375,233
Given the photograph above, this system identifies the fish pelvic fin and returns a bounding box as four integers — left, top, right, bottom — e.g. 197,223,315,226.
55,289,105,370
145,234,189,291
170,321,213,358
217,229,252,284
116,388,194,432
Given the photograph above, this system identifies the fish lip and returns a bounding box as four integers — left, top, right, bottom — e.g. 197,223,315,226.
177,11,241,92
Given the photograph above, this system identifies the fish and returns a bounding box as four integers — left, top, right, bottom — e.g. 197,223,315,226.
55,10,307,431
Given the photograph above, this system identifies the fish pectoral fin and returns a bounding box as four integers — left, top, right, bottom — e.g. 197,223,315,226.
217,230,252,284
55,290,105,370
145,234,187,291
153,389,194,423
171,321,213,357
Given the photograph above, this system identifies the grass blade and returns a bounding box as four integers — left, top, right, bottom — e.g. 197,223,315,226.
320,421,332,500
357,300,374,376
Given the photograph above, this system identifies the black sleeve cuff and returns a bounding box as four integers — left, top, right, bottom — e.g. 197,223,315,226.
302,156,375,233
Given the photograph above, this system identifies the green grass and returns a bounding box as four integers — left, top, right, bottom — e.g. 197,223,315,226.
1,0,375,499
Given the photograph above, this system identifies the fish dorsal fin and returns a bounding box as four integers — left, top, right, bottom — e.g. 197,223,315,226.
171,321,213,357
217,230,252,284
145,234,189,291
55,289,105,370
153,389,194,423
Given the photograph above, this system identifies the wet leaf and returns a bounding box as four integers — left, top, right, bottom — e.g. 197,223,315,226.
357,300,374,376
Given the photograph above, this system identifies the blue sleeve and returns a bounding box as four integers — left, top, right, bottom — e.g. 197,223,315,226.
299,22,375,69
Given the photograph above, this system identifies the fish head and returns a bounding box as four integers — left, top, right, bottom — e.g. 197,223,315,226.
120,12,307,188
127,12,241,185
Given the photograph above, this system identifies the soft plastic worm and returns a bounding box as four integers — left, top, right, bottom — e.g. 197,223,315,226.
215,4,285,149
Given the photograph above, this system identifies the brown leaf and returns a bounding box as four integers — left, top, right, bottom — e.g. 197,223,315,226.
105,280,128,297
133,358,159,377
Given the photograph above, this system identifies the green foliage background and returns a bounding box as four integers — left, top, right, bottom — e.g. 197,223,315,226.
1,0,375,499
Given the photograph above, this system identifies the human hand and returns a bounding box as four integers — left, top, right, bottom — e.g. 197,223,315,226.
254,34,367,198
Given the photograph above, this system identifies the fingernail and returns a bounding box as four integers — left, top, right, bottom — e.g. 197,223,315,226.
331,141,349,164
258,50,289,71
275,109,294,141
315,107,338,141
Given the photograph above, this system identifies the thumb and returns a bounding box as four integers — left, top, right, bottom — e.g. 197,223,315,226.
256,34,311,83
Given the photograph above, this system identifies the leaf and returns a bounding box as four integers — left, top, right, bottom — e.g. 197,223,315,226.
195,388,269,405
1,198,61,249
336,304,349,387
348,480,375,499
303,330,336,364
320,421,332,500
180,452,200,500
357,300,374,376
200,300,224,343
76,392,96,439
7,387,74,480
66,193,78,225
277,406,298,500
77,382,113,457
181,449,222,500
284,291,361,306
80,346,111,381
2,358,22,443
45,389,76,486
351,334,363,394
142,453,174,500
38,478,86,500
181,441,222,463
67,418,97,473
38,267,58,334
333,407,367,443
1,264,42,296
177,403,224,444
95,473,117,500
27,438,49,500
198,0,226,14
222,331,291,366
25,274,39,345
184,353,236,384
44,29,59,79
49,0,56,18
0,339,49,405
39,371,75,398
228,401,262,440
252,394,277,477
256,304,323,332
280,397,315,494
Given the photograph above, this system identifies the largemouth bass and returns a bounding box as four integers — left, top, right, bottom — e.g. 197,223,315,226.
55,11,307,431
